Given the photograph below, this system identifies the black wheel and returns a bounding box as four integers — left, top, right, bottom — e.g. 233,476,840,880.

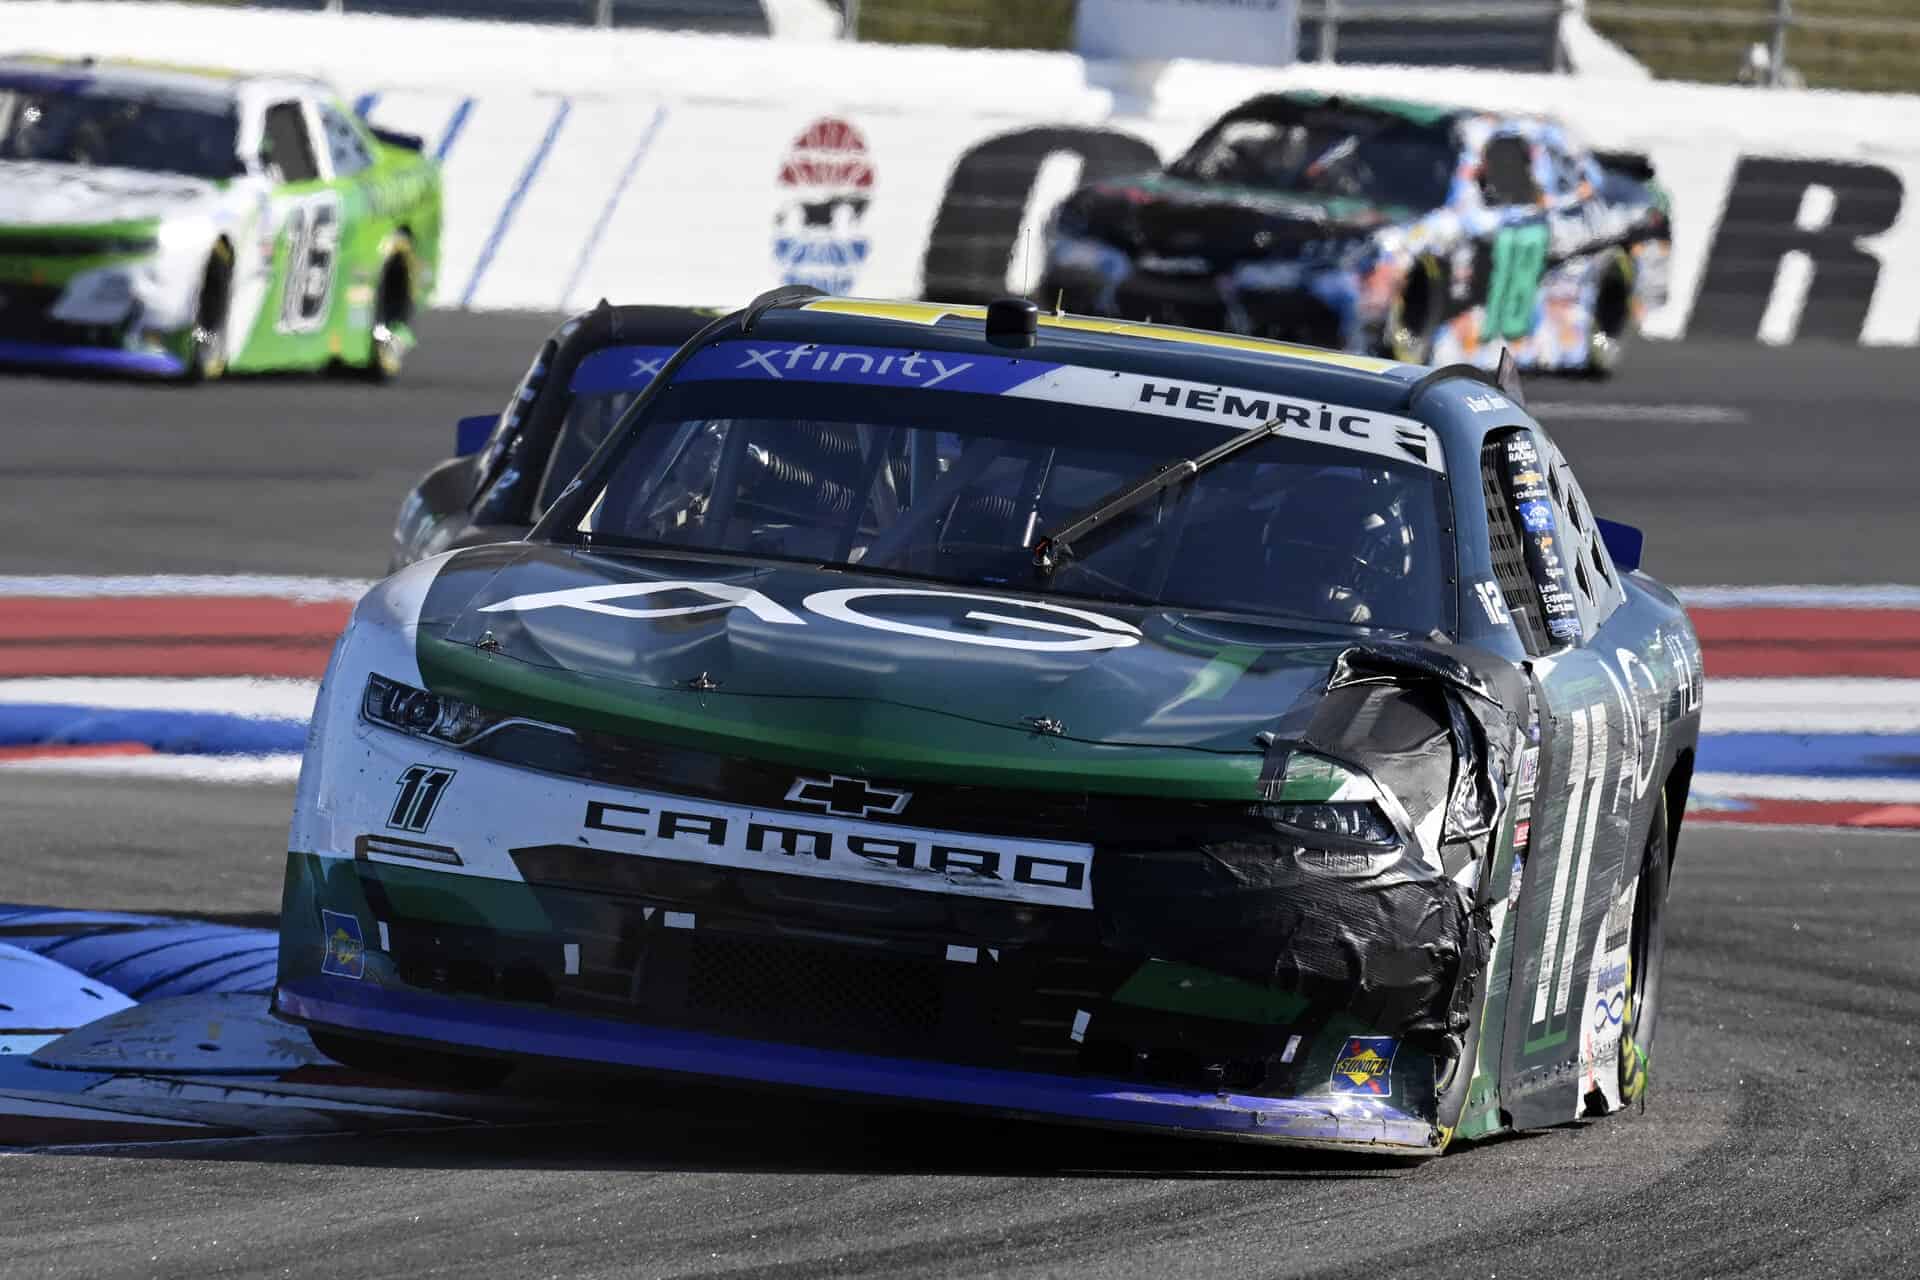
1381,256,1442,364
309,1028,511,1090
1582,252,1634,379
181,241,233,383
1620,790,1671,1103
364,240,414,382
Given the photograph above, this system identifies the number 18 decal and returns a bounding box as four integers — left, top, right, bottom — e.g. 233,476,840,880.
1484,222,1550,342
279,194,341,333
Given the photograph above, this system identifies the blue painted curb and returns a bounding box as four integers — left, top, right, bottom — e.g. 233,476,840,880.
0,705,306,756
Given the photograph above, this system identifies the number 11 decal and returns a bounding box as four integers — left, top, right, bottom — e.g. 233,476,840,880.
390,765,454,832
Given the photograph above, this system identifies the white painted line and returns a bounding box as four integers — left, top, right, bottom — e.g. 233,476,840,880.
0,575,373,602
0,753,303,784
1678,585,1920,609
0,677,320,720
1703,678,1920,734
1527,402,1748,424
1695,772,1920,804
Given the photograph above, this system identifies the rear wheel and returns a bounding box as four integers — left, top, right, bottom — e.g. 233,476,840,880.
1583,253,1634,379
1620,791,1671,1103
1381,257,1442,365
181,242,233,383
364,240,415,382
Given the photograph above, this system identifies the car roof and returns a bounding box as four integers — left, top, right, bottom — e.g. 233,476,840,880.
0,54,327,108
764,296,1422,409
725,296,1519,470
1220,89,1469,131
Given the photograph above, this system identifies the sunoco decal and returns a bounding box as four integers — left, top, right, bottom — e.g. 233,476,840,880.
677,341,1446,473
1330,1036,1397,1095
320,910,365,979
580,792,1094,909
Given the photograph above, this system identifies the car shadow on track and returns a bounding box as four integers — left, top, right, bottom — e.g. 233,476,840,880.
55,1081,1424,1181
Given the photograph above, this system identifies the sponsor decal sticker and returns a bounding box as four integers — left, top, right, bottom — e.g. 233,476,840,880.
1519,499,1555,533
1330,1036,1397,1095
1465,393,1510,413
1518,745,1540,798
320,909,365,979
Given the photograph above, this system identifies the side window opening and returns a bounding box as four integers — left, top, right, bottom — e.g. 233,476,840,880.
1541,438,1623,631
1480,134,1540,207
1480,429,1551,654
320,102,371,178
262,101,319,184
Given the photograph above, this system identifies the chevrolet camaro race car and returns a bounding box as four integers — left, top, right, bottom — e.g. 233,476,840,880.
392,304,714,570
0,56,440,380
277,291,1702,1154
1041,91,1670,375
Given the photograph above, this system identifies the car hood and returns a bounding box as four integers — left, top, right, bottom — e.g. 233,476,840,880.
401,545,1424,798
1069,173,1404,270
0,160,219,227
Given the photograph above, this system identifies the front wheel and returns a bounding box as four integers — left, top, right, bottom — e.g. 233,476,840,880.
1620,791,1671,1103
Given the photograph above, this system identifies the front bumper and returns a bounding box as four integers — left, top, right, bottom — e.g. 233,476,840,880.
0,276,189,377
276,845,1453,1154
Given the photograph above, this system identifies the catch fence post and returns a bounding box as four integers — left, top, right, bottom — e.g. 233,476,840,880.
1769,0,1791,87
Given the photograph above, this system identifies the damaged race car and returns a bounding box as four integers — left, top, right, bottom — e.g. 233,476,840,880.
277,290,1702,1154
1040,91,1670,375
0,56,440,380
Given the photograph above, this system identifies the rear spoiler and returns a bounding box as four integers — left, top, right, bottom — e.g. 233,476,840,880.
368,124,425,153
1592,149,1656,183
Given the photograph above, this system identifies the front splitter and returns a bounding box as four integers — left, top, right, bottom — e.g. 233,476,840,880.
276,977,1441,1154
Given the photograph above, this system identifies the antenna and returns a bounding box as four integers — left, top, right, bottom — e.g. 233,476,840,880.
1054,287,1064,316
1019,227,1035,299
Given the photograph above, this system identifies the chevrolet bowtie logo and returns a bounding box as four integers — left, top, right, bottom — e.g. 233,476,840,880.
785,774,911,819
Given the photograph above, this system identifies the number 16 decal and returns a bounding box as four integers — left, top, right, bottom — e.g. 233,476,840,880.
280,194,341,333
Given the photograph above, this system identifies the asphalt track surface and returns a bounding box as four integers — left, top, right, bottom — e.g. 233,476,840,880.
3,315,1919,1278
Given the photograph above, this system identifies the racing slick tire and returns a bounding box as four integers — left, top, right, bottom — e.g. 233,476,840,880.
1581,251,1635,380
180,241,233,383
1381,256,1444,365
363,239,415,383
309,1028,512,1089
1620,790,1671,1103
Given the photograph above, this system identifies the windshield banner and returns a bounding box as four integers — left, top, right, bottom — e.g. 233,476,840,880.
676,340,1444,473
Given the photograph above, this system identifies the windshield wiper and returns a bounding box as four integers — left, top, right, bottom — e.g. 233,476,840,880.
1030,419,1291,574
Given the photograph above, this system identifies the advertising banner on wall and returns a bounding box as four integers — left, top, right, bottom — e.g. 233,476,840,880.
1074,0,1299,66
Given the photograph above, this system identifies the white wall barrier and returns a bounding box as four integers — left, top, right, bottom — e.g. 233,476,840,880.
18,1,1920,344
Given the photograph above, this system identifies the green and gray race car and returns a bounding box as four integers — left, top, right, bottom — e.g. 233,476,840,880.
0,56,440,381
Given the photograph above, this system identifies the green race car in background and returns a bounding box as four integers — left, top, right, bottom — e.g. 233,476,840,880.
0,56,440,381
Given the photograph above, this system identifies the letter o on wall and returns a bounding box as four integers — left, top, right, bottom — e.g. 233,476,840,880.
922,126,1161,303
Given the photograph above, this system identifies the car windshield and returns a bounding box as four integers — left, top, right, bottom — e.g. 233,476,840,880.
0,80,239,180
1171,114,1455,210
554,342,1455,634
536,344,682,512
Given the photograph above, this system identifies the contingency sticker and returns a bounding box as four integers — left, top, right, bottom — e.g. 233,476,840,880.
1330,1036,1398,1096
320,909,365,980
675,341,1447,474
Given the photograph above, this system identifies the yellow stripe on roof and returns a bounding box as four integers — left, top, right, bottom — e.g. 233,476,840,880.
1038,316,1402,372
802,297,1399,374
803,299,984,324
10,54,249,82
